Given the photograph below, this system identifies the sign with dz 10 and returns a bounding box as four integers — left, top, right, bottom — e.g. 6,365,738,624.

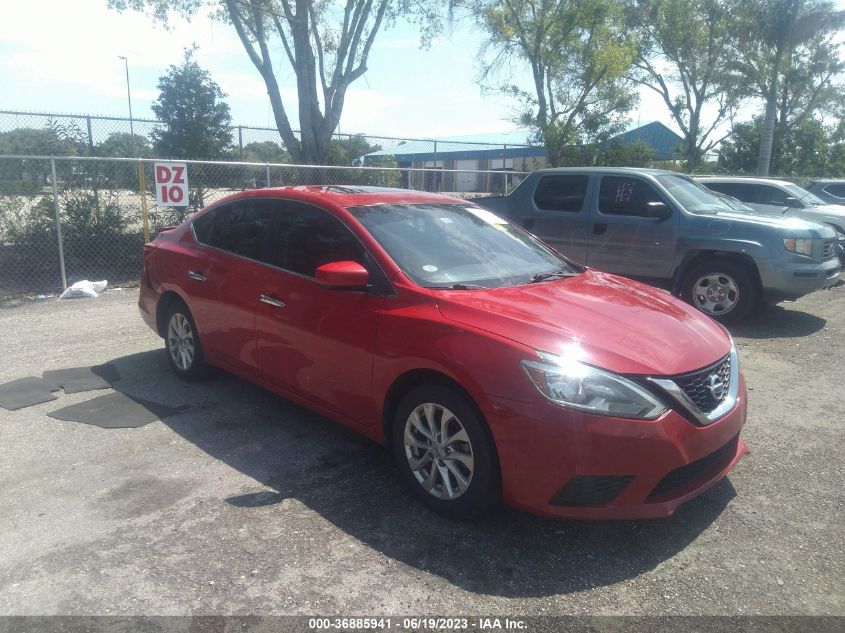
154,163,189,206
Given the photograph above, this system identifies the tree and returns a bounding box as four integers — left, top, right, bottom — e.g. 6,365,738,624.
631,0,745,171
458,0,638,167
240,140,292,163
718,115,845,176
596,139,655,167
151,48,233,159
732,0,845,175
96,132,154,158
327,134,382,165
109,0,439,165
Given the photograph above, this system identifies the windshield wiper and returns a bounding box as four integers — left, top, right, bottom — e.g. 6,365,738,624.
427,283,490,290
520,269,577,285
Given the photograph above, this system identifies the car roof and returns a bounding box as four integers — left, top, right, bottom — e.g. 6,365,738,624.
532,166,677,176
214,185,471,208
695,176,797,186
807,178,845,184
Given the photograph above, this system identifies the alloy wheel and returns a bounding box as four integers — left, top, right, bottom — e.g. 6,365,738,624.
403,403,475,500
167,312,195,371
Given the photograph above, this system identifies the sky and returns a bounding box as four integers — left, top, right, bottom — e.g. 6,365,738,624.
0,0,843,142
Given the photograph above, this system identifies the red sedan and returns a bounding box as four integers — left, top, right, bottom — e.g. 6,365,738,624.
139,186,748,520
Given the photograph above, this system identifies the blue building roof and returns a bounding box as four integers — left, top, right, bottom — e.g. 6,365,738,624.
603,121,684,161
363,122,684,163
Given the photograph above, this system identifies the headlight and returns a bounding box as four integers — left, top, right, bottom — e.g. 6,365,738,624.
521,352,667,420
784,238,813,257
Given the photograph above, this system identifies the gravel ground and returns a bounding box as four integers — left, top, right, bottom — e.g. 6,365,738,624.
0,285,843,617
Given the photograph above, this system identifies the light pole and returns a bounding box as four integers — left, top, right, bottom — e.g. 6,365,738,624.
118,55,135,155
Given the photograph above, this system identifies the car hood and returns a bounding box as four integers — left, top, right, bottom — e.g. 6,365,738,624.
434,270,730,376
708,208,834,235
802,204,845,226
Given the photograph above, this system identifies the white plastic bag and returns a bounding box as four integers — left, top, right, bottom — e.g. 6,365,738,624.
59,280,108,300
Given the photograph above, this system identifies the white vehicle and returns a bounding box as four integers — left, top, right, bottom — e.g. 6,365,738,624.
697,177,845,238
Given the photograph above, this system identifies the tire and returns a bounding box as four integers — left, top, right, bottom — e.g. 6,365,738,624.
392,383,500,519
163,299,211,381
681,260,757,324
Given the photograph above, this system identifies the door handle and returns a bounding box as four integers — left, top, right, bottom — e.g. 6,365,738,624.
523,217,536,230
593,223,607,235
259,294,286,308
187,270,206,281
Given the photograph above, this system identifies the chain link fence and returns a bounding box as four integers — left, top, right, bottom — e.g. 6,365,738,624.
0,110,536,165
0,155,528,300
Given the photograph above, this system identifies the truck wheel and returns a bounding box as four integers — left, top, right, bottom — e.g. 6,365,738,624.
681,261,757,324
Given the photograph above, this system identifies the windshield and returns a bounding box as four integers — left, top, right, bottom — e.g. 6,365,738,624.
347,203,577,288
655,174,732,213
783,184,826,206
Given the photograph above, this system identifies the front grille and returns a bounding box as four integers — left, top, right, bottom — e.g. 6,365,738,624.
823,240,836,259
673,355,731,413
647,434,739,502
549,475,634,507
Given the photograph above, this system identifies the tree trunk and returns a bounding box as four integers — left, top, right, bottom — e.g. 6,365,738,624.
757,95,778,176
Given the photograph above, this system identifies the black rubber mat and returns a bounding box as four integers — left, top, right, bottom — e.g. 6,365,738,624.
42,364,120,394
47,392,189,428
0,377,60,411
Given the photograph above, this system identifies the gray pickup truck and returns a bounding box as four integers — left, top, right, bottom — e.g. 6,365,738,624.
476,167,841,323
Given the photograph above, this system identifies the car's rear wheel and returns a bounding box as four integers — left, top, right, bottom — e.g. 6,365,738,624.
392,383,500,519
164,301,210,381
681,261,757,324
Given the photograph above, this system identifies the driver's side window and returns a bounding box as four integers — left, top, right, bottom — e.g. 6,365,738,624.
270,201,365,278
598,177,663,217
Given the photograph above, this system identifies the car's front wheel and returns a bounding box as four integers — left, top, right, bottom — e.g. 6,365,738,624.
681,261,757,324
164,300,210,381
392,383,500,519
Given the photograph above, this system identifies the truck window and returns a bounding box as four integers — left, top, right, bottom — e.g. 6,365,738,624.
533,175,589,212
598,177,663,217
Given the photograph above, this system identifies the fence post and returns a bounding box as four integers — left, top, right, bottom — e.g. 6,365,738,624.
238,126,244,158
49,156,68,290
86,116,94,155
266,163,271,187
138,161,150,243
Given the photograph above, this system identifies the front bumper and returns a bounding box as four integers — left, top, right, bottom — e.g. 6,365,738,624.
758,255,841,303
484,377,748,519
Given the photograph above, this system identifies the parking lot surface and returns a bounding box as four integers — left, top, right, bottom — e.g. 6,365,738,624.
0,285,843,616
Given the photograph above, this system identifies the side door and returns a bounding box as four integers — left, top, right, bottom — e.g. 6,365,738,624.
255,200,386,425
728,183,790,215
187,199,275,373
514,174,591,264
586,175,679,279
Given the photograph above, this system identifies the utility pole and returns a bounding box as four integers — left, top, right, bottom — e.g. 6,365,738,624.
118,55,135,156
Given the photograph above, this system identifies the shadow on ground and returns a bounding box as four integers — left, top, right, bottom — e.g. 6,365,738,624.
101,349,737,599
729,303,827,339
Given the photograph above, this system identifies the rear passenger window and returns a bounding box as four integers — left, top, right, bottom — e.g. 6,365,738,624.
272,202,365,278
598,177,664,217
533,175,589,212
823,184,845,198
192,200,274,261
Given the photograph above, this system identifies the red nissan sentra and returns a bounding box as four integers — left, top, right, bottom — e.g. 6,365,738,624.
139,186,748,520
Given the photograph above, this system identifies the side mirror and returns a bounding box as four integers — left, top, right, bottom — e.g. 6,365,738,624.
315,260,370,289
784,196,802,208
645,201,672,220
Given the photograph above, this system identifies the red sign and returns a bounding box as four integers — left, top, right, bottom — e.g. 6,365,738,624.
154,162,189,206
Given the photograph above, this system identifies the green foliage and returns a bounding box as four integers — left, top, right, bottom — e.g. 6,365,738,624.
718,115,845,176
328,135,383,166
731,0,845,174
632,0,746,170
96,132,154,158
596,139,656,167
151,48,233,159
467,0,638,167
240,141,291,164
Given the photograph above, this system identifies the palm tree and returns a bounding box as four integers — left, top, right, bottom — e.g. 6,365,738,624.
745,0,845,176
